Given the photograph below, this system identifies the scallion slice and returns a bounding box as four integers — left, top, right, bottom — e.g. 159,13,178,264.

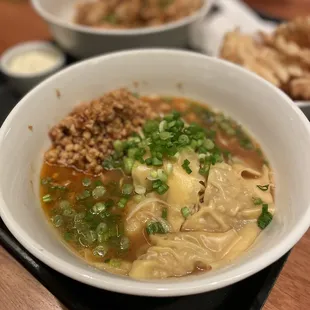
92,202,107,214
146,221,169,235
181,207,191,218
76,190,91,201
257,204,273,229
257,184,269,191
82,178,91,187
42,194,52,203
51,214,63,227
122,183,133,195
182,159,192,174
92,186,106,199
96,222,108,234
117,197,128,208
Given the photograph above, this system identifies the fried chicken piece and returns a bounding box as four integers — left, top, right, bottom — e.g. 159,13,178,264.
219,16,310,100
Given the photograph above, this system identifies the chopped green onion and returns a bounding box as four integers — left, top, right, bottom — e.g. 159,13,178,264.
198,154,206,160
105,199,114,208
204,139,215,150
173,152,180,160
199,165,210,176
257,204,273,229
74,212,85,223
93,245,108,257
123,157,135,174
190,140,198,150
159,120,167,132
159,131,171,140
252,197,263,205
152,179,162,189
146,221,169,235
150,170,158,179
94,180,103,187
113,140,123,153
92,202,107,214
143,120,159,134
182,159,192,174
257,184,269,191
157,169,168,182
41,177,52,185
162,207,168,220
117,197,128,208
51,215,63,227
59,200,71,210
152,179,169,194
168,120,176,128
145,158,152,165
128,148,138,159
181,207,191,218
134,185,146,195
152,157,163,166
92,186,106,199
157,183,169,195
96,222,108,234
178,134,190,145
63,208,75,217
109,259,121,268
82,178,91,187
76,190,91,201
120,236,130,250
42,194,52,203
102,157,116,170
49,184,67,191
122,183,133,195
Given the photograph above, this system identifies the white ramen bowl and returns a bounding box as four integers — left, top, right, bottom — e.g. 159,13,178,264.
0,49,310,297
31,0,213,59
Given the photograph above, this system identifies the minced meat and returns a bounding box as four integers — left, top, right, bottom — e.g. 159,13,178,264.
45,88,156,174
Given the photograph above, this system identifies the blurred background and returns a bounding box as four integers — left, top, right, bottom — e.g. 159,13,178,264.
1,0,310,54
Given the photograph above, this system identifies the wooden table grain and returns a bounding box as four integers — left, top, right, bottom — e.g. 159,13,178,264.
0,1,310,310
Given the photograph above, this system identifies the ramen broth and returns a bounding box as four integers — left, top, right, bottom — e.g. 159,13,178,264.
40,95,273,278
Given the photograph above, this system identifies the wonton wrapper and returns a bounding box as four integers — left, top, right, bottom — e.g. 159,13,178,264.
166,151,205,231
84,249,132,276
182,163,274,233
129,223,260,279
126,150,205,234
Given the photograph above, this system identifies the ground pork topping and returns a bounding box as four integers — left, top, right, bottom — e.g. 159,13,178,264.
45,88,156,174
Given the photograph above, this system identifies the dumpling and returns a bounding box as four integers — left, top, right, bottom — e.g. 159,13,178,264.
166,150,205,205
132,163,152,190
125,198,172,237
165,151,205,231
129,223,260,279
182,163,274,232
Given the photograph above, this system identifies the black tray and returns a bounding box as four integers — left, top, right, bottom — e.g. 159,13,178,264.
0,71,291,310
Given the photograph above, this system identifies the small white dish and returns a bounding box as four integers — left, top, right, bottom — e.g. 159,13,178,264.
0,41,65,95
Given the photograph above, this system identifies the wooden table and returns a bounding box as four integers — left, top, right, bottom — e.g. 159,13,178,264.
0,1,310,310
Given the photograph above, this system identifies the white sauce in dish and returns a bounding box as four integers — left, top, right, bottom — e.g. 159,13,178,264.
7,50,59,74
